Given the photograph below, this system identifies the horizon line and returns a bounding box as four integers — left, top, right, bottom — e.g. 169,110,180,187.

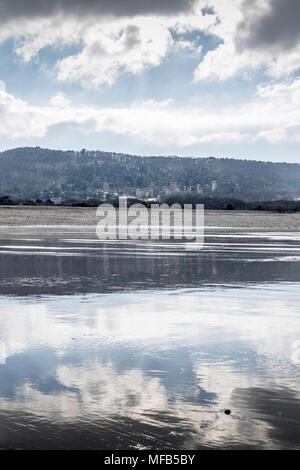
0,146,296,166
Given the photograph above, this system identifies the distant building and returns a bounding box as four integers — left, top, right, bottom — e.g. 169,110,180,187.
136,188,144,198
52,197,62,204
103,182,109,192
170,182,180,192
212,180,218,191
136,188,153,199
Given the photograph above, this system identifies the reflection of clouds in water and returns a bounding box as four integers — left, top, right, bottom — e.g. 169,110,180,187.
0,303,79,363
0,342,6,365
0,287,299,448
58,363,169,419
0,288,299,369
0,362,168,421
0,359,298,448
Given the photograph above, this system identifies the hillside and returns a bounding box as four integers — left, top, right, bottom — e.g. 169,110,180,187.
0,147,300,201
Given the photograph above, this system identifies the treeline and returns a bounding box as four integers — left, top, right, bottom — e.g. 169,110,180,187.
0,195,147,208
1,147,300,201
1,194,300,212
0,195,55,206
162,193,300,212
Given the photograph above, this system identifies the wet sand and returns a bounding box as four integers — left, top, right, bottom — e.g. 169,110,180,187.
0,205,300,231
0,206,299,449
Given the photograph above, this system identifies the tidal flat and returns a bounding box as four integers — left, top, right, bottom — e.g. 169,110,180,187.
0,207,299,449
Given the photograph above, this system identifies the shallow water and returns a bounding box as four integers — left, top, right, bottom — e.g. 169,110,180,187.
0,208,299,449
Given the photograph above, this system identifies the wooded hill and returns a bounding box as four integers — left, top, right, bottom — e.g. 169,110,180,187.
0,147,299,201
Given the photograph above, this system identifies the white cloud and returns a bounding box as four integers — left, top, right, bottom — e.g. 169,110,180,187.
0,1,299,87
0,78,300,145
172,39,203,56
193,43,249,81
49,92,70,107
194,40,300,82
0,4,215,87
193,0,300,82
56,18,173,87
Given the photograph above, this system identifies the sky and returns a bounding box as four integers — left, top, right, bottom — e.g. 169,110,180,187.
0,0,299,162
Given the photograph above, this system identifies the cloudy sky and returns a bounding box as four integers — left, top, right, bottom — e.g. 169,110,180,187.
0,0,299,161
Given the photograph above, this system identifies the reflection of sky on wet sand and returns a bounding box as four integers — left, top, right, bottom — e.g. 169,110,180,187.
0,216,300,449
1,227,300,295
0,287,299,449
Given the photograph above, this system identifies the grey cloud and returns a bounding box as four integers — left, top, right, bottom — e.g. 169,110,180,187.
124,25,141,50
237,0,300,51
0,0,197,22
88,25,141,57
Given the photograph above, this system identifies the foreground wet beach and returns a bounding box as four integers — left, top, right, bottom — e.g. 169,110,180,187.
0,207,299,449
